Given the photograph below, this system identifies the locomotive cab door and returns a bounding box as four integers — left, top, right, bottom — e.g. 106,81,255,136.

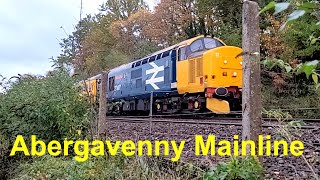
176,46,188,94
176,45,205,94
170,50,177,88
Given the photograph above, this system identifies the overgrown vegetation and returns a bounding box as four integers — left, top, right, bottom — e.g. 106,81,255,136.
11,155,205,180
204,157,264,180
11,155,266,180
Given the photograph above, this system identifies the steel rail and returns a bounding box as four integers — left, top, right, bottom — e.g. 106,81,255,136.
108,109,319,119
108,111,242,118
108,117,320,129
107,108,319,118
268,107,320,111
108,116,320,122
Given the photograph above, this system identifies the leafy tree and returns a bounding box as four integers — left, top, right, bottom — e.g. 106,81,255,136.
110,9,160,58
99,0,147,20
144,0,187,45
81,14,129,76
56,15,97,73
140,0,243,46
56,0,249,77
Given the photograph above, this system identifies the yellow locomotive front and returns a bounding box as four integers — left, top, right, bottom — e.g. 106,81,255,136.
176,36,242,114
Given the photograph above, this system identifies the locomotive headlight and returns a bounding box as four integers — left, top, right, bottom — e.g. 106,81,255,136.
224,60,228,64
240,61,242,65
233,72,237,77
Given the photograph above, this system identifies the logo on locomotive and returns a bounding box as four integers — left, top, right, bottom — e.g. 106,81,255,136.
146,62,164,90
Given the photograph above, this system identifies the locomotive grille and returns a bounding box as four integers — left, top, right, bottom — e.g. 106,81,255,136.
189,59,195,83
196,57,203,77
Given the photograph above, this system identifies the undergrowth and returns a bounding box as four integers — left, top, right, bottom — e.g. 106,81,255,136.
11,155,204,180
204,156,264,180
11,155,265,180
262,76,320,118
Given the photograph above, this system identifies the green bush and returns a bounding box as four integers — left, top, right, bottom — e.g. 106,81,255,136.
0,71,90,142
0,71,91,179
282,15,320,61
204,157,264,180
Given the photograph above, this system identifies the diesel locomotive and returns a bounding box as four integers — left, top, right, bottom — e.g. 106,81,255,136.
81,35,243,114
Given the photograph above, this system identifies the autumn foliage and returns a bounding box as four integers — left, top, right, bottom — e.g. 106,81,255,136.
56,0,244,77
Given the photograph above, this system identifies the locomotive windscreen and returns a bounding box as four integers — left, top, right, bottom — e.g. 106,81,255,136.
189,37,224,53
203,38,224,49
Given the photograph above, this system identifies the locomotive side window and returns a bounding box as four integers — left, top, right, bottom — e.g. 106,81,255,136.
162,51,170,58
178,47,187,61
109,76,115,91
190,39,204,52
142,59,148,64
156,54,162,60
135,61,141,67
149,56,156,62
204,37,224,49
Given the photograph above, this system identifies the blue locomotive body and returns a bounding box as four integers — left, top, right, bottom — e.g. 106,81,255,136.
107,49,177,111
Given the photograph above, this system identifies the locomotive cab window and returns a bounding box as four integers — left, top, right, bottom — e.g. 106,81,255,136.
189,38,224,54
190,39,204,52
204,37,224,49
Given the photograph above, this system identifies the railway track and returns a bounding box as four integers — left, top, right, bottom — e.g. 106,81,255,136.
108,107,320,120
107,116,320,129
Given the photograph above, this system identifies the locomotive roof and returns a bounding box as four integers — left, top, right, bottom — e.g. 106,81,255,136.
108,63,131,75
131,35,225,64
87,74,101,80
146,36,203,57
108,35,224,75
140,35,205,60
